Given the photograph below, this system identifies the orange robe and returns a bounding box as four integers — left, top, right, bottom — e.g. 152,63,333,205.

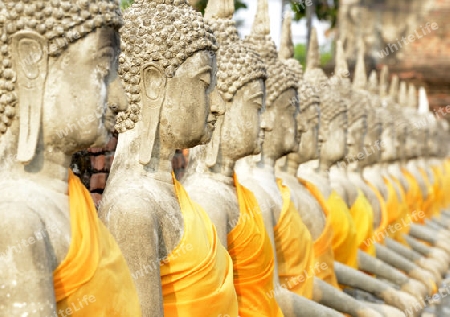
325,190,359,269
366,182,389,245
230,175,283,317
388,176,411,245
274,179,315,299
349,190,376,257
401,169,424,224
160,176,238,316
54,170,142,316
298,179,340,289
418,168,435,220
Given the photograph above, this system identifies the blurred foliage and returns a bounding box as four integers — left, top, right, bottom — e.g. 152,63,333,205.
192,0,247,15
291,0,339,28
294,43,333,68
120,0,134,9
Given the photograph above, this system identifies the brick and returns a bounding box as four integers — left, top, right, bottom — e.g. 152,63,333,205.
90,193,103,209
90,155,106,172
105,136,118,152
90,173,108,191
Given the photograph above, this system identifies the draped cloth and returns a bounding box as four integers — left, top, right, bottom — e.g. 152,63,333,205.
160,175,238,317
418,168,435,220
325,190,359,269
54,170,142,316
349,190,376,257
385,176,410,245
402,169,424,224
274,179,315,300
366,182,389,245
230,174,283,317
298,178,340,289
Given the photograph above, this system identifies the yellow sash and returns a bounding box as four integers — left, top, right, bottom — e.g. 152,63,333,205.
55,170,142,316
162,175,238,316
401,169,423,224
349,190,376,257
418,168,435,220
298,178,340,289
366,182,389,245
325,190,359,269
274,179,315,299
230,175,283,317
388,176,410,245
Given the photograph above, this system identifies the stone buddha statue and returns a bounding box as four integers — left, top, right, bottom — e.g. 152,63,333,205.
0,1,144,316
181,0,283,316
232,2,347,316
98,1,238,316
294,34,421,316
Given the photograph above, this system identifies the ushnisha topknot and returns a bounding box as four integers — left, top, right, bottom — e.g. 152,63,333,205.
333,39,367,125
205,0,266,102
304,28,345,138
279,11,303,93
243,0,298,107
115,0,218,132
0,0,122,134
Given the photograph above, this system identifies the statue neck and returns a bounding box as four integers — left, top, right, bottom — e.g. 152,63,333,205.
112,126,174,184
285,155,300,176
0,143,70,195
347,162,362,176
317,159,331,179
209,154,235,184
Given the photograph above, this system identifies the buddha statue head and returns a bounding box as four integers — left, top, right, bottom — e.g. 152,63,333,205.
243,0,300,162
376,67,397,163
388,76,407,162
398,82,421,161
304,28,347,169
359,70,383,168
114,0,218,167
185,0,266,174
345,40,369,167
278,12,318,165
0,0,123,167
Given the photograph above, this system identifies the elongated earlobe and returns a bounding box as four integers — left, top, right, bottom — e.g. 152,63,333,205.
11,31,48,164
139,62,167,165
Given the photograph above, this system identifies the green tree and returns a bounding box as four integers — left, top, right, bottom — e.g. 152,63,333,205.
191,0,247,14
294,43,333,68
121,0,134,9
291,0,339,28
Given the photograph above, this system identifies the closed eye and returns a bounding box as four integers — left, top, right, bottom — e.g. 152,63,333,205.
195,66,213,88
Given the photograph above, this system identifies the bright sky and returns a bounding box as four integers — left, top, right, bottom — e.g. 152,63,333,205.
234,0,333,50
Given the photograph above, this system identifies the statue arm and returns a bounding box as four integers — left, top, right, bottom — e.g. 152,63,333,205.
334,262,421,315
357,250,427,300
313,278,383,317
375,244,436,294
0,203,57,316
102,200,164,316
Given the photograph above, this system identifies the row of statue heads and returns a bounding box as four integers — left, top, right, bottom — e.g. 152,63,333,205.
0,0,446,173
1,0,450,316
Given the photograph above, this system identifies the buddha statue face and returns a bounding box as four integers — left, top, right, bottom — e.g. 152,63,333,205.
346,117,367,160
319,111,347,166
156,51,216,149
44,28,121,152
218,79,265,159
0,0,123,164
380,122,397,163
362,121,383,166
297,101,320,163
264,88,299,159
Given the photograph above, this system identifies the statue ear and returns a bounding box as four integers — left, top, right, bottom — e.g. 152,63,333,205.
11,31,48,164
205,89,225,168
139,62,167,165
